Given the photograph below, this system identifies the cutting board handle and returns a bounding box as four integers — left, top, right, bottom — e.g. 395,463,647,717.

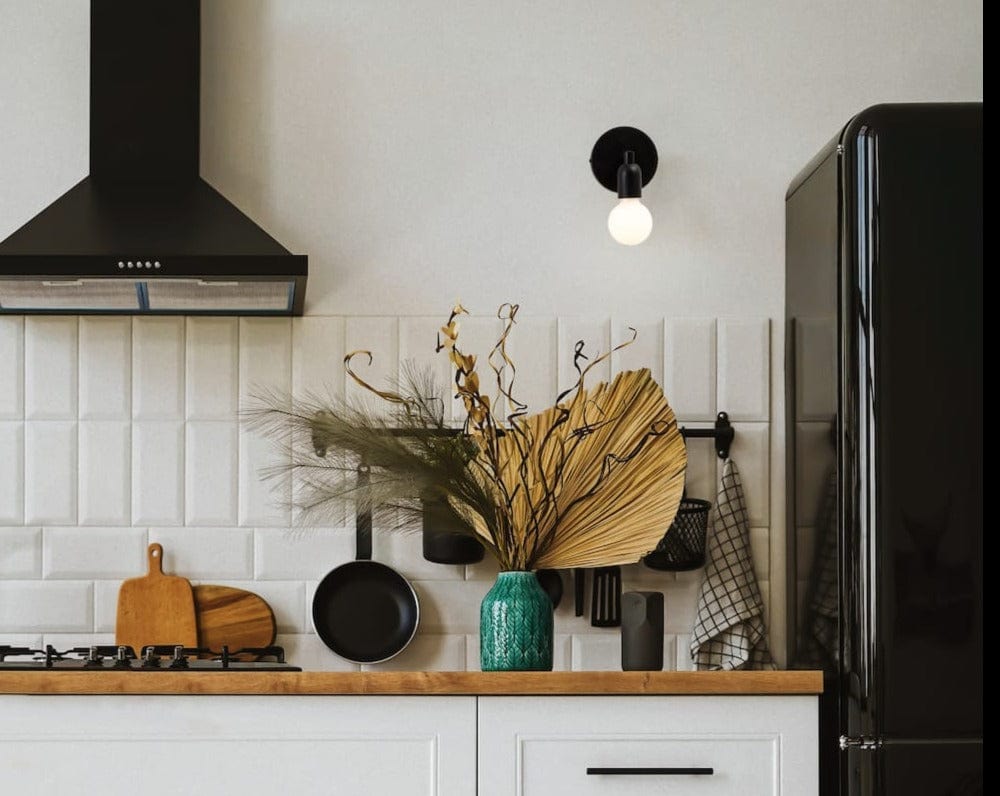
147,543,165,576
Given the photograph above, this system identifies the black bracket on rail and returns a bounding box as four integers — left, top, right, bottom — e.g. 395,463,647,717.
679,411,734,460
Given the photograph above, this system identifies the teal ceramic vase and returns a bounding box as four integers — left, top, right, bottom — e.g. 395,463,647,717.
480,571,554,671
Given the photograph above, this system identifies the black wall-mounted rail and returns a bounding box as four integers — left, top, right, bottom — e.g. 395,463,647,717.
679,411,734,459
315,411,735,459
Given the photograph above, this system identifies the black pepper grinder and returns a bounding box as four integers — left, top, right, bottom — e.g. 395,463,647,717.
621,591,664,671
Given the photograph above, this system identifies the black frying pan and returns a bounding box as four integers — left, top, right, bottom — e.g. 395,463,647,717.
311,472,419,663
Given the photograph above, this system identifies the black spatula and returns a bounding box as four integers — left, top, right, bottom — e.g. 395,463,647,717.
590,566,622,627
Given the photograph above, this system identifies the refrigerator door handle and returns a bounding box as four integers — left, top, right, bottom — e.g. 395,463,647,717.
839,735,882,751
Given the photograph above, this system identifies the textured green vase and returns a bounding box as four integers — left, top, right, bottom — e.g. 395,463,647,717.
480,571,554,671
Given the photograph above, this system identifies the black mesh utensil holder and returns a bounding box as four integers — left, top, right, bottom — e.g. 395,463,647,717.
642,498,712,571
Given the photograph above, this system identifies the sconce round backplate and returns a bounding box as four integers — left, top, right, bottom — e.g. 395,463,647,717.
590,127,658,192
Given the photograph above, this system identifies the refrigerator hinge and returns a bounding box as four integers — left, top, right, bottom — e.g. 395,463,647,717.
839,735,882,751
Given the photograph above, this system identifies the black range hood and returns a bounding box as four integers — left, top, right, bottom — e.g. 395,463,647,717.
0,1,306,315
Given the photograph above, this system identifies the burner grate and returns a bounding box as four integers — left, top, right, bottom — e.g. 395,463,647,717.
0,644,300,672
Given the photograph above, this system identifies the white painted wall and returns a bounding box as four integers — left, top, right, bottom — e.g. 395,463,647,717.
0,1,983,664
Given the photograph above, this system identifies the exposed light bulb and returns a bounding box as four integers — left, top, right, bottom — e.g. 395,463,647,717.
607,198,652,246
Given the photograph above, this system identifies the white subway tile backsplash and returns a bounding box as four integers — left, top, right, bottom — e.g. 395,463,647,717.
344,317,398,414
239,318,292,409
291,316,345,403
276,633,358,672
558,317,611,395
662,636,678,672
0,312,777,668
0,633,42,649
412,579,491,634
571,633,621,671
43,527,146,579
79,318,130,420
78,421,130,526
373,531,465,582
132,421,184,526
185,421,238,526
93,579,120,633
255,528,353,581
718,318,769,422
132,317,185,419
24,422,76,525
361,634,466,672
729,423,770,526
398,317,450,418
0,581,92,632
663,574,701,635
0,527,41,578
24,317,77,419
664,318,716,420
0,422,24,525
675,633,694,671
185,318,238,419
504,315,557,416
239,429,290,527
148,527,253,580
0,316,24,419
612,318,663,385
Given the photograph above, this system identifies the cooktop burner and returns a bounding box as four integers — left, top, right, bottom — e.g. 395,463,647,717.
0,644,301,672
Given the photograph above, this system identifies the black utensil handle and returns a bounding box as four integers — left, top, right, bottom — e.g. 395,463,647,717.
356,466,372,561
574,568,585,617
586,767,714,776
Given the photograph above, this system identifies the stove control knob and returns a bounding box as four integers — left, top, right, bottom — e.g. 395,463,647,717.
169,645,189,669
83,645,105,669
141,648,162,668
114,646,132,669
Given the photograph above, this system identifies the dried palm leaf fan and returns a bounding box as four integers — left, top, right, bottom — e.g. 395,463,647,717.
244,303,687,572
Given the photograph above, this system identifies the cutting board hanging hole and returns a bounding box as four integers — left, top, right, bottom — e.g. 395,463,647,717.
148,543,164,575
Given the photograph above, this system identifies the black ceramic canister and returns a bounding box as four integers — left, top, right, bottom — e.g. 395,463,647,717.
621,591,664,671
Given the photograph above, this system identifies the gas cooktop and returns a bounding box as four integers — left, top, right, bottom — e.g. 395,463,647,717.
0,644,301,672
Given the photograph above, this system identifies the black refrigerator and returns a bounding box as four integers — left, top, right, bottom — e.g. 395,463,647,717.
785,103,982,796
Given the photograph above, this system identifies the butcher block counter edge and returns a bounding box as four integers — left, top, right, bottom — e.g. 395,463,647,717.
0,670,823,696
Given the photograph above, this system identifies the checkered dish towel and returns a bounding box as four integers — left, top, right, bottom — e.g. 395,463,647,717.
690,459,774,670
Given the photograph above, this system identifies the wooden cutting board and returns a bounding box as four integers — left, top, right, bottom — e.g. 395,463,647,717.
116,543,198,654
193,585,276,653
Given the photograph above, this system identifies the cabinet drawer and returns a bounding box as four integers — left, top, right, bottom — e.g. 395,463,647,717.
520,735,775,794
478,696,817,796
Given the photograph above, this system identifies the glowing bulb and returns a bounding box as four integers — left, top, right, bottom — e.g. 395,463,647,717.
607,198,652,245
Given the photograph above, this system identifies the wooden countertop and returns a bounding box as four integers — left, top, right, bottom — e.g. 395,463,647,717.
0,670,822,696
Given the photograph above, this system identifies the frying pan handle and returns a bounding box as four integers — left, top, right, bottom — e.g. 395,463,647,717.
356,465,372,561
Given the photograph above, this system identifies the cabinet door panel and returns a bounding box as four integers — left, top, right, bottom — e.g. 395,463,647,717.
0,695,476,796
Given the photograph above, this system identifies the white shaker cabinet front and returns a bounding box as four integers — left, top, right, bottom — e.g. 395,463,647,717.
0,695,477,796
477,696,818,795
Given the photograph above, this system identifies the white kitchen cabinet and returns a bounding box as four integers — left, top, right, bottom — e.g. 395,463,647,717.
0,695,477,796
477,696,817,795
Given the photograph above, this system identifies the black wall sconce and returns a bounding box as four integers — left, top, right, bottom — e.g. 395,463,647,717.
590,126,658,246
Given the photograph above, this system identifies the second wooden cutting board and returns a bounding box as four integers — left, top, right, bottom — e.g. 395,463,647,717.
193,585,276,652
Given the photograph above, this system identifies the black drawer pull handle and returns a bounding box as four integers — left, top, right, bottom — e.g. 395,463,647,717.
587,767,714,776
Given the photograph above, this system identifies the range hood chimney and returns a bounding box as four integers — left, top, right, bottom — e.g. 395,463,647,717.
0,0,307,315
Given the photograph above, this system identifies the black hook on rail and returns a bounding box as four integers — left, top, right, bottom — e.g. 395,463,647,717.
679,412,734,460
